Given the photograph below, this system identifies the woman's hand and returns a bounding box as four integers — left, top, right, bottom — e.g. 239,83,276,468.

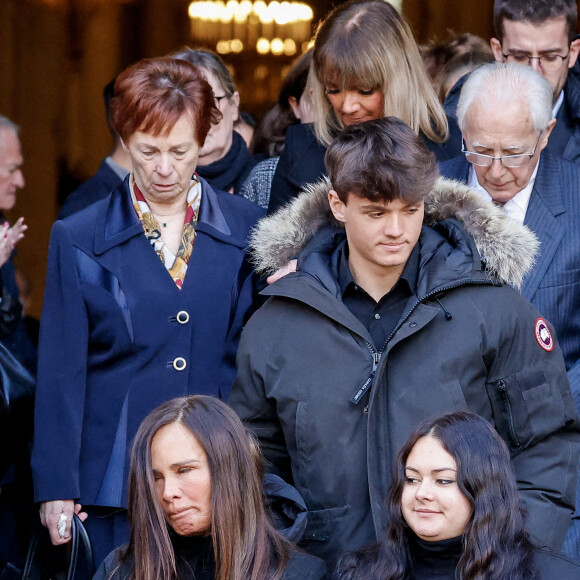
0,218,27,267
40,500,88,545
8,217,27,245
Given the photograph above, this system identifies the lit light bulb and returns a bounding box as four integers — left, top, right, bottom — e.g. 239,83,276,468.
231,39,244,52
283,38,296,55
270,37,284,55
256,37,270,54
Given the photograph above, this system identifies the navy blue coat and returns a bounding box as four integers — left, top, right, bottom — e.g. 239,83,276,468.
31,177,264,507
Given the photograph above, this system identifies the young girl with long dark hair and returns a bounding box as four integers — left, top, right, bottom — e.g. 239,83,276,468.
336,411,580,580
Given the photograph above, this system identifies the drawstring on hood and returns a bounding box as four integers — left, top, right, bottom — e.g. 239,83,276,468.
436,298,453,321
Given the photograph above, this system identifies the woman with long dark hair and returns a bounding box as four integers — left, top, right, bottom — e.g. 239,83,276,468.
94,395,327,580
335,411,580,580
241,50,313,209
251,50,313,160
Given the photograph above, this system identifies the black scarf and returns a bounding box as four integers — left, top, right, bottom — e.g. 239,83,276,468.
196,131,257,195
171,532,216,580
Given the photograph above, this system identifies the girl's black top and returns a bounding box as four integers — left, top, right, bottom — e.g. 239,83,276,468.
407,533,462,580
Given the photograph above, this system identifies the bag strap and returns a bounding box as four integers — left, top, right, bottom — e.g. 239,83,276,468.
22,514,95,580
21,520,41,579
69,514,95,580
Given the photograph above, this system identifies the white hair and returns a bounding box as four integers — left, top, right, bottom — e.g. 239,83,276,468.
457,63,553,133
0,115,19,136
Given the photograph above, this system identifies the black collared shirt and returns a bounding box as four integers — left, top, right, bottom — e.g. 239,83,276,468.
338,243,419,351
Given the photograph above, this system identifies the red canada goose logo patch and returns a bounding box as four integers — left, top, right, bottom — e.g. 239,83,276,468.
535,318,553,352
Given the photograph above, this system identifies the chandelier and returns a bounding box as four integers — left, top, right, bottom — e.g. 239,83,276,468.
29,0,134,11
188,0,314,56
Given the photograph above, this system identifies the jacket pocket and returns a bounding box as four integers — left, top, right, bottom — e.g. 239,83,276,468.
301,505,349,544
486,368,566,452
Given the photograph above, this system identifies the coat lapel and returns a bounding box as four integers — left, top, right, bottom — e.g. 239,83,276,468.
286,125,327,189
548,101,572,158
522,155,567,301
93,179,143,255
93,177,246,257
195,180,245,249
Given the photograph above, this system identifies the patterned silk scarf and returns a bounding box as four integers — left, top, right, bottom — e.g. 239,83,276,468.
130,174,202,289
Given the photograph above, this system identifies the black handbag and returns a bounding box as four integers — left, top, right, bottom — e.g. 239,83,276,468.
22,515,95,580
0,284,23,340
0,341,35,479
0,341,34,406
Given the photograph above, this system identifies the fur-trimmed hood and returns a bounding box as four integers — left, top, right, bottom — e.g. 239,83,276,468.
249,176,539,290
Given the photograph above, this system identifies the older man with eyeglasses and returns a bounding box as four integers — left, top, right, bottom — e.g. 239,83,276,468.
440,61,580,558
444,0,580,166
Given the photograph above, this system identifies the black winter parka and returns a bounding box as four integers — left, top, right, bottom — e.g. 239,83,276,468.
230,178,580,567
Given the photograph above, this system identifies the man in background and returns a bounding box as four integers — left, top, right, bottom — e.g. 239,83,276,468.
445,0,580,164
0,114,35,579
58,79,131,219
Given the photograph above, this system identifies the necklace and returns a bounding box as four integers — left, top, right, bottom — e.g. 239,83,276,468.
151,210,185,228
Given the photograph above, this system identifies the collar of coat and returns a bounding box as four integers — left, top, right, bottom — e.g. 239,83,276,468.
93,176,249,255
249,176,539,291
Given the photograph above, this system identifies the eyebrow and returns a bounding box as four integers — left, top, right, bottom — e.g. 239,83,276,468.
360,203,388,211
360,202,420,211
151,460,202,474
405,466,457,474
507,48,566,55
169,459,201,469
137,141,191,150
471,141,525,153
151,460,201,475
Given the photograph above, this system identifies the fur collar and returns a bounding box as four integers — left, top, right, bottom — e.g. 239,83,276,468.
250,177,539,290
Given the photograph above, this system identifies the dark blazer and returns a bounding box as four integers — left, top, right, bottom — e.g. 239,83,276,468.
31,177,264,507
58,159,125,219
0,255,37,373
552,60,580,164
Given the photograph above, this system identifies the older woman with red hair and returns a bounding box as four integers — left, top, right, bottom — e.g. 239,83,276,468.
30,57,264,565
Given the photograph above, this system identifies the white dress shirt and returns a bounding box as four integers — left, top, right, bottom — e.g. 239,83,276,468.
467,161,540,225
553,90,564,118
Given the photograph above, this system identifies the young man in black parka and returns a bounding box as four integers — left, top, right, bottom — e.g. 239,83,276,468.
229,117,580,567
